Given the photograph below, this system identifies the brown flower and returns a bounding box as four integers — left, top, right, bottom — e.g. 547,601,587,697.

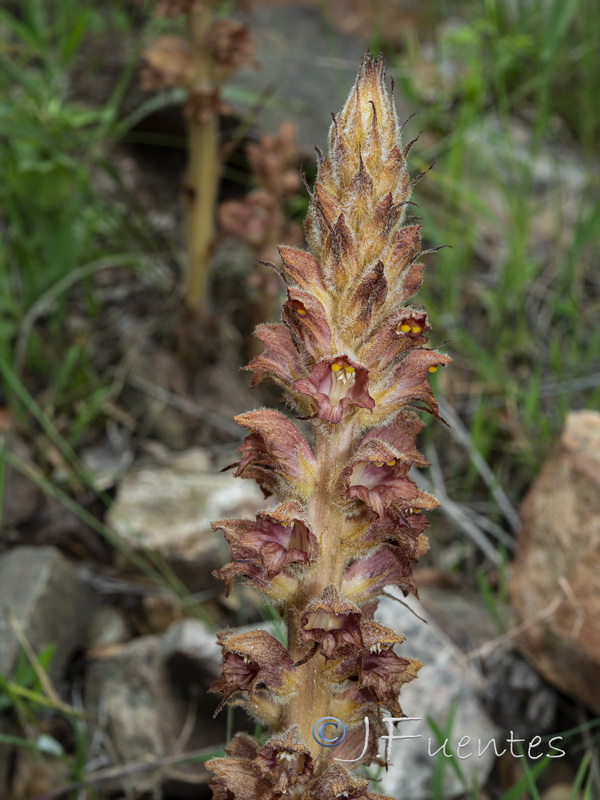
213,502,317,598
313,764,395,800
282,287,332,360
211,630,297,715
342,541,429,602
209,20,255,79
184,85,227,123
246,122,302,199
140,36,195,91
300,585,363,659
370,348,452,421
277,245,327,297
253,726,314,792
293,356,374,423
206,757,274,800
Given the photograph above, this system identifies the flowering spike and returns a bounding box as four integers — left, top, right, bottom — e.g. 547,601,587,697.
209,53,451,798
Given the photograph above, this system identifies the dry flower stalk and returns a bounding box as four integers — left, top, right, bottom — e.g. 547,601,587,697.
141,1,255,314
208,54,451,799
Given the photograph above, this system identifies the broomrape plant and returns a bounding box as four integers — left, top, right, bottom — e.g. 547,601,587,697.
207,54,451,800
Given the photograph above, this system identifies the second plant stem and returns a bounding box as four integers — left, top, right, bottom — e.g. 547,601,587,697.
184,5,219,314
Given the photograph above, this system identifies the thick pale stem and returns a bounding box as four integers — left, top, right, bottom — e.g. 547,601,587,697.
184,6,219,313
285,421,357,769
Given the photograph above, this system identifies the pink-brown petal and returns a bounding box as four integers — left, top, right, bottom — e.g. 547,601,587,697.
211,630,294,705
234,410,316,498
362,308,430,371
245,323,304,388
360,504,431,550
206,757,274,800
212,504,317,593
342,543,424,601
282,287,332,360
374,348,452,418
278,245,326,294
253,726,314,792
344,457,434,518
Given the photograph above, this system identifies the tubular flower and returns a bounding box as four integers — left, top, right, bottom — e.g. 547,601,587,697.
209,53,451,798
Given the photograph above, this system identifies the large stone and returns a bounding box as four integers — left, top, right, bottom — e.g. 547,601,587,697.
0,546,92,681
511,410,600,713
374,592,498,800
107,448,265,591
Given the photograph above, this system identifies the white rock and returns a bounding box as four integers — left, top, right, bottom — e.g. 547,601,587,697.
107,449,265,589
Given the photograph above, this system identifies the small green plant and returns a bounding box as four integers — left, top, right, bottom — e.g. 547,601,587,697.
0,0,144,443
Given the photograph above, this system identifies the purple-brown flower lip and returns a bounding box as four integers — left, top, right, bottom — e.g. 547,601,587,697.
339,429,437,516
282,287,332,360
212,502,317,597
211,630,295,714
278,245,327,295
245,323,304,389
293,355,374,423
300,585,363,659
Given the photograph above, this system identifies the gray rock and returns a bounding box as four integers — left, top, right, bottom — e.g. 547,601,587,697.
419,587,557,738
83,605,131,651
0,546,92,681
86,636,176,793
374,592,498,800
85,635,219,794
107,448,265,591
162,618,221,681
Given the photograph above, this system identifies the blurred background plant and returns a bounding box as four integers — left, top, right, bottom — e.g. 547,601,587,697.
140,0,256,318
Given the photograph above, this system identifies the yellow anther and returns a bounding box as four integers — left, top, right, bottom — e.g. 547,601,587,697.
296,308,307,315
386,460,396,467
428,365,438,373
374,461,384,468
399,324,412,333
413,508,422,514
344,365,355,374
411,326,422,334
331,363,343,372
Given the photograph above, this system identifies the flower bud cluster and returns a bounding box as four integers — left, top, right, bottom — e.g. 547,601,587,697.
208,54,450,799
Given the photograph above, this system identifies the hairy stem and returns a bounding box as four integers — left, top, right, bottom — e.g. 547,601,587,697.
285,422,356,766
